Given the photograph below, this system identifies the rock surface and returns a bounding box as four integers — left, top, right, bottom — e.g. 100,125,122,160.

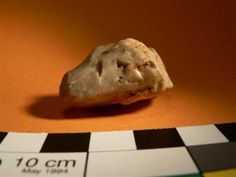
60,38,173,107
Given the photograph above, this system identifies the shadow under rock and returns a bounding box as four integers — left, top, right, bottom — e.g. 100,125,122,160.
26,95,152,119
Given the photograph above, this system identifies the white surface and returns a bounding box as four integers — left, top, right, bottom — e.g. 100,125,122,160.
0,132,47,152
86,147,198,177
89,130,136,152
177,125,228,146
1,152,87,177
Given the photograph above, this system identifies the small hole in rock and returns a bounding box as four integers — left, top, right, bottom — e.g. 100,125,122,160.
97,60,103,77
117,59,128,70
144,61,156,68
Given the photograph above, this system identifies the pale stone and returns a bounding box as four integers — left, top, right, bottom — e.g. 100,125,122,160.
60,38,173,107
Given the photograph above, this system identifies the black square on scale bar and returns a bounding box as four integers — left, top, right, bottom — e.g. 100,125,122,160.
188,142,236,172
0,132,7,144
216,122,236,142
40,133,91,152
134,128,184,149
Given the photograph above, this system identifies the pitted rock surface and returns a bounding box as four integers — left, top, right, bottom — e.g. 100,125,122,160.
60,38,173,106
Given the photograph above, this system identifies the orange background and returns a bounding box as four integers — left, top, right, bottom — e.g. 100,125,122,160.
0,0,235,133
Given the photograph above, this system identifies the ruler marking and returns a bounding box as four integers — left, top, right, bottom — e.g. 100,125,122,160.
0,122,235,177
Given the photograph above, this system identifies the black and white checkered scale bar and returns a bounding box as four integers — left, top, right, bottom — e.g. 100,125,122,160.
0,122,236,177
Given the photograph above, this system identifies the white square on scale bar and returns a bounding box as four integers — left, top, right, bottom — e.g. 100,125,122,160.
86,147,198,177
0,132,47,152
89,130,136,152
177,124,228,146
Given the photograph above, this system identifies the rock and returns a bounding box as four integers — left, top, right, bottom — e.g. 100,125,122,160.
60,38,173,107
